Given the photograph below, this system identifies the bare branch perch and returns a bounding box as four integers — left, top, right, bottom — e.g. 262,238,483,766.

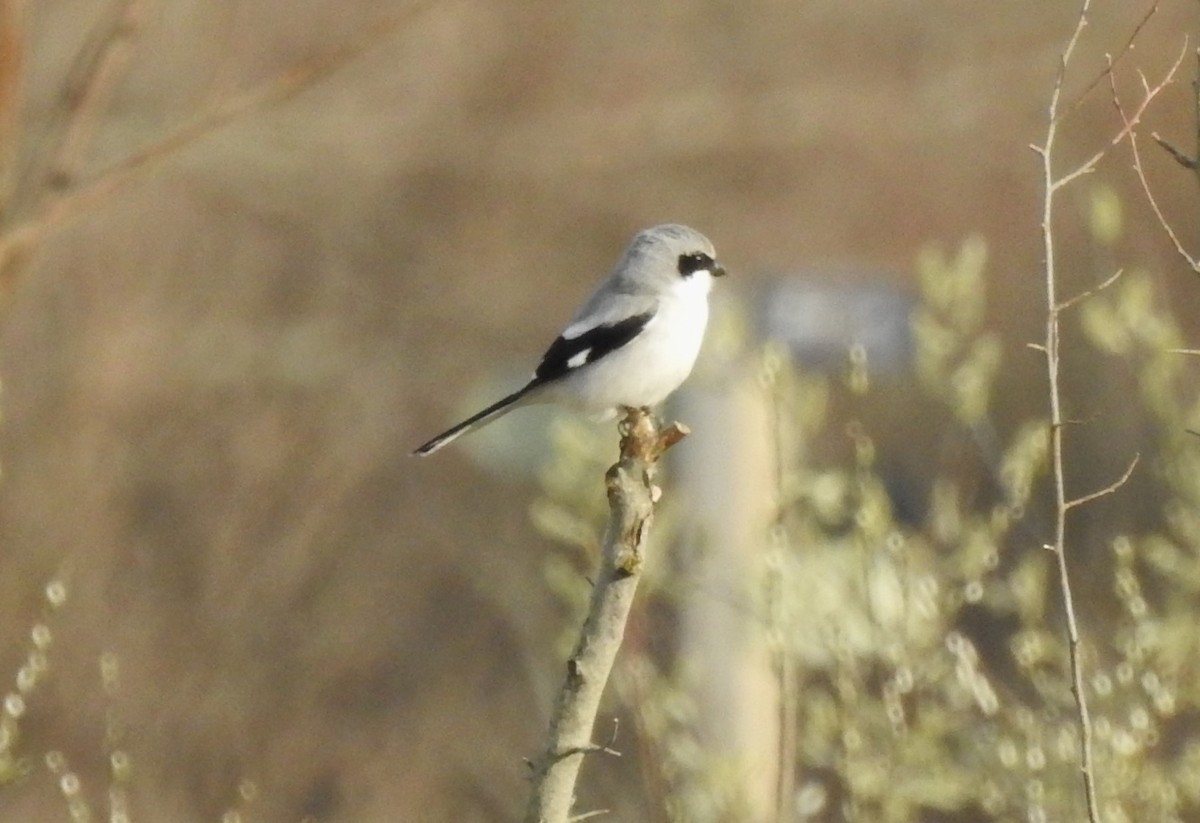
523,408,687,823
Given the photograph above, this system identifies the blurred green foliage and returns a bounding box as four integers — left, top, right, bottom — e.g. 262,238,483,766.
0,580,63,788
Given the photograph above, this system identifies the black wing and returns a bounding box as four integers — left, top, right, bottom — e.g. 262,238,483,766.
533,311,655,384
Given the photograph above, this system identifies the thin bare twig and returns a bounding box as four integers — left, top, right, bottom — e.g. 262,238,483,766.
1037,2,1171,816
568,811,611,823
1151,47,1200,179
41,0,155,194
1056,267,1125,312
1037,29,1183,195
1036,1,1102,819
1154,132,1198,169
555,743,622,760
1065,453,1140,511
551,718,623,761
1063,0,1159,116
1109,45,1199,273
1049,40,1184,191
0,7,429,292
1148,44,1200,270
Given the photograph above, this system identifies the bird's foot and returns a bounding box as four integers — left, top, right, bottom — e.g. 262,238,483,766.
617,406,689,463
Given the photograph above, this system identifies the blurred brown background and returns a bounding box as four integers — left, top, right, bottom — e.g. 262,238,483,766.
0,1,1197,821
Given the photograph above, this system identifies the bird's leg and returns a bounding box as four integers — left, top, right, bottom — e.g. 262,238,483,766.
618,406,651,458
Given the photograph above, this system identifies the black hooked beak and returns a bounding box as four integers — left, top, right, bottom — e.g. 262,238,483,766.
711,262,727,277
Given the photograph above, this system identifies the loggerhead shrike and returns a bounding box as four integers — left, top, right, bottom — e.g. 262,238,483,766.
412,224,726,456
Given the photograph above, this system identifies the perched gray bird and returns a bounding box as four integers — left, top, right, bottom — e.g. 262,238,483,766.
412,224,726,456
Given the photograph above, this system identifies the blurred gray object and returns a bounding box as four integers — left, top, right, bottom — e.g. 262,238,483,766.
758,278,914,374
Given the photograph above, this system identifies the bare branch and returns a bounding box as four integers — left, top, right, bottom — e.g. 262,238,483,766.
0,6,430,294
549,718,623,762
555,743,622,760
1130,131,1200,272
523,409,687,823
1065,453,1140,511
568,810,611,822
1056,61,1176,190
1038,11,1182,820
1064,0,1159,115
1153,132,1198,169
1038,2,1103,819
1056,268,1125,312
1046,38,1185,195
42,0,155,194
1109,42,1198,273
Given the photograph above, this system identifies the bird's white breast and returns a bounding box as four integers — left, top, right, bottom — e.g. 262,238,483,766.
550,271,713,414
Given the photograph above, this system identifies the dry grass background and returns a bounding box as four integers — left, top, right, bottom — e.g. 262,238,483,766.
0,1,1197,820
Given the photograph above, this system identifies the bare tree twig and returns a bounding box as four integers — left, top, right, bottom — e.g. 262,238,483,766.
0,6,430,292
567,811,611,823
1065,453,1140,511
1056,267,1125,312
1149,47,1200,182
1108,44,1199,273
1063,0,1159,116
42,0,155,194
531,717,622,762
523,409,688,823
1036,31,1185,195
1036,2,1102,819
1048,39,1184,191
1148,45,1200,233
1154,132,1198,169
1037,3,1171,817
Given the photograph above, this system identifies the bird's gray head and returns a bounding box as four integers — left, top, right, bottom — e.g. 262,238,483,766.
613,224,726,293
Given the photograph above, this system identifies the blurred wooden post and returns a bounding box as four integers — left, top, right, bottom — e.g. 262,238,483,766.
675,371,780,821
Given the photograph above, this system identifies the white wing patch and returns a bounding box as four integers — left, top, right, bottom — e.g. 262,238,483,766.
567,349,591,368
562,320,588,340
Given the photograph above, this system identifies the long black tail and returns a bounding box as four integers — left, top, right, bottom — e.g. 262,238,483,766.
411,383,536,456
